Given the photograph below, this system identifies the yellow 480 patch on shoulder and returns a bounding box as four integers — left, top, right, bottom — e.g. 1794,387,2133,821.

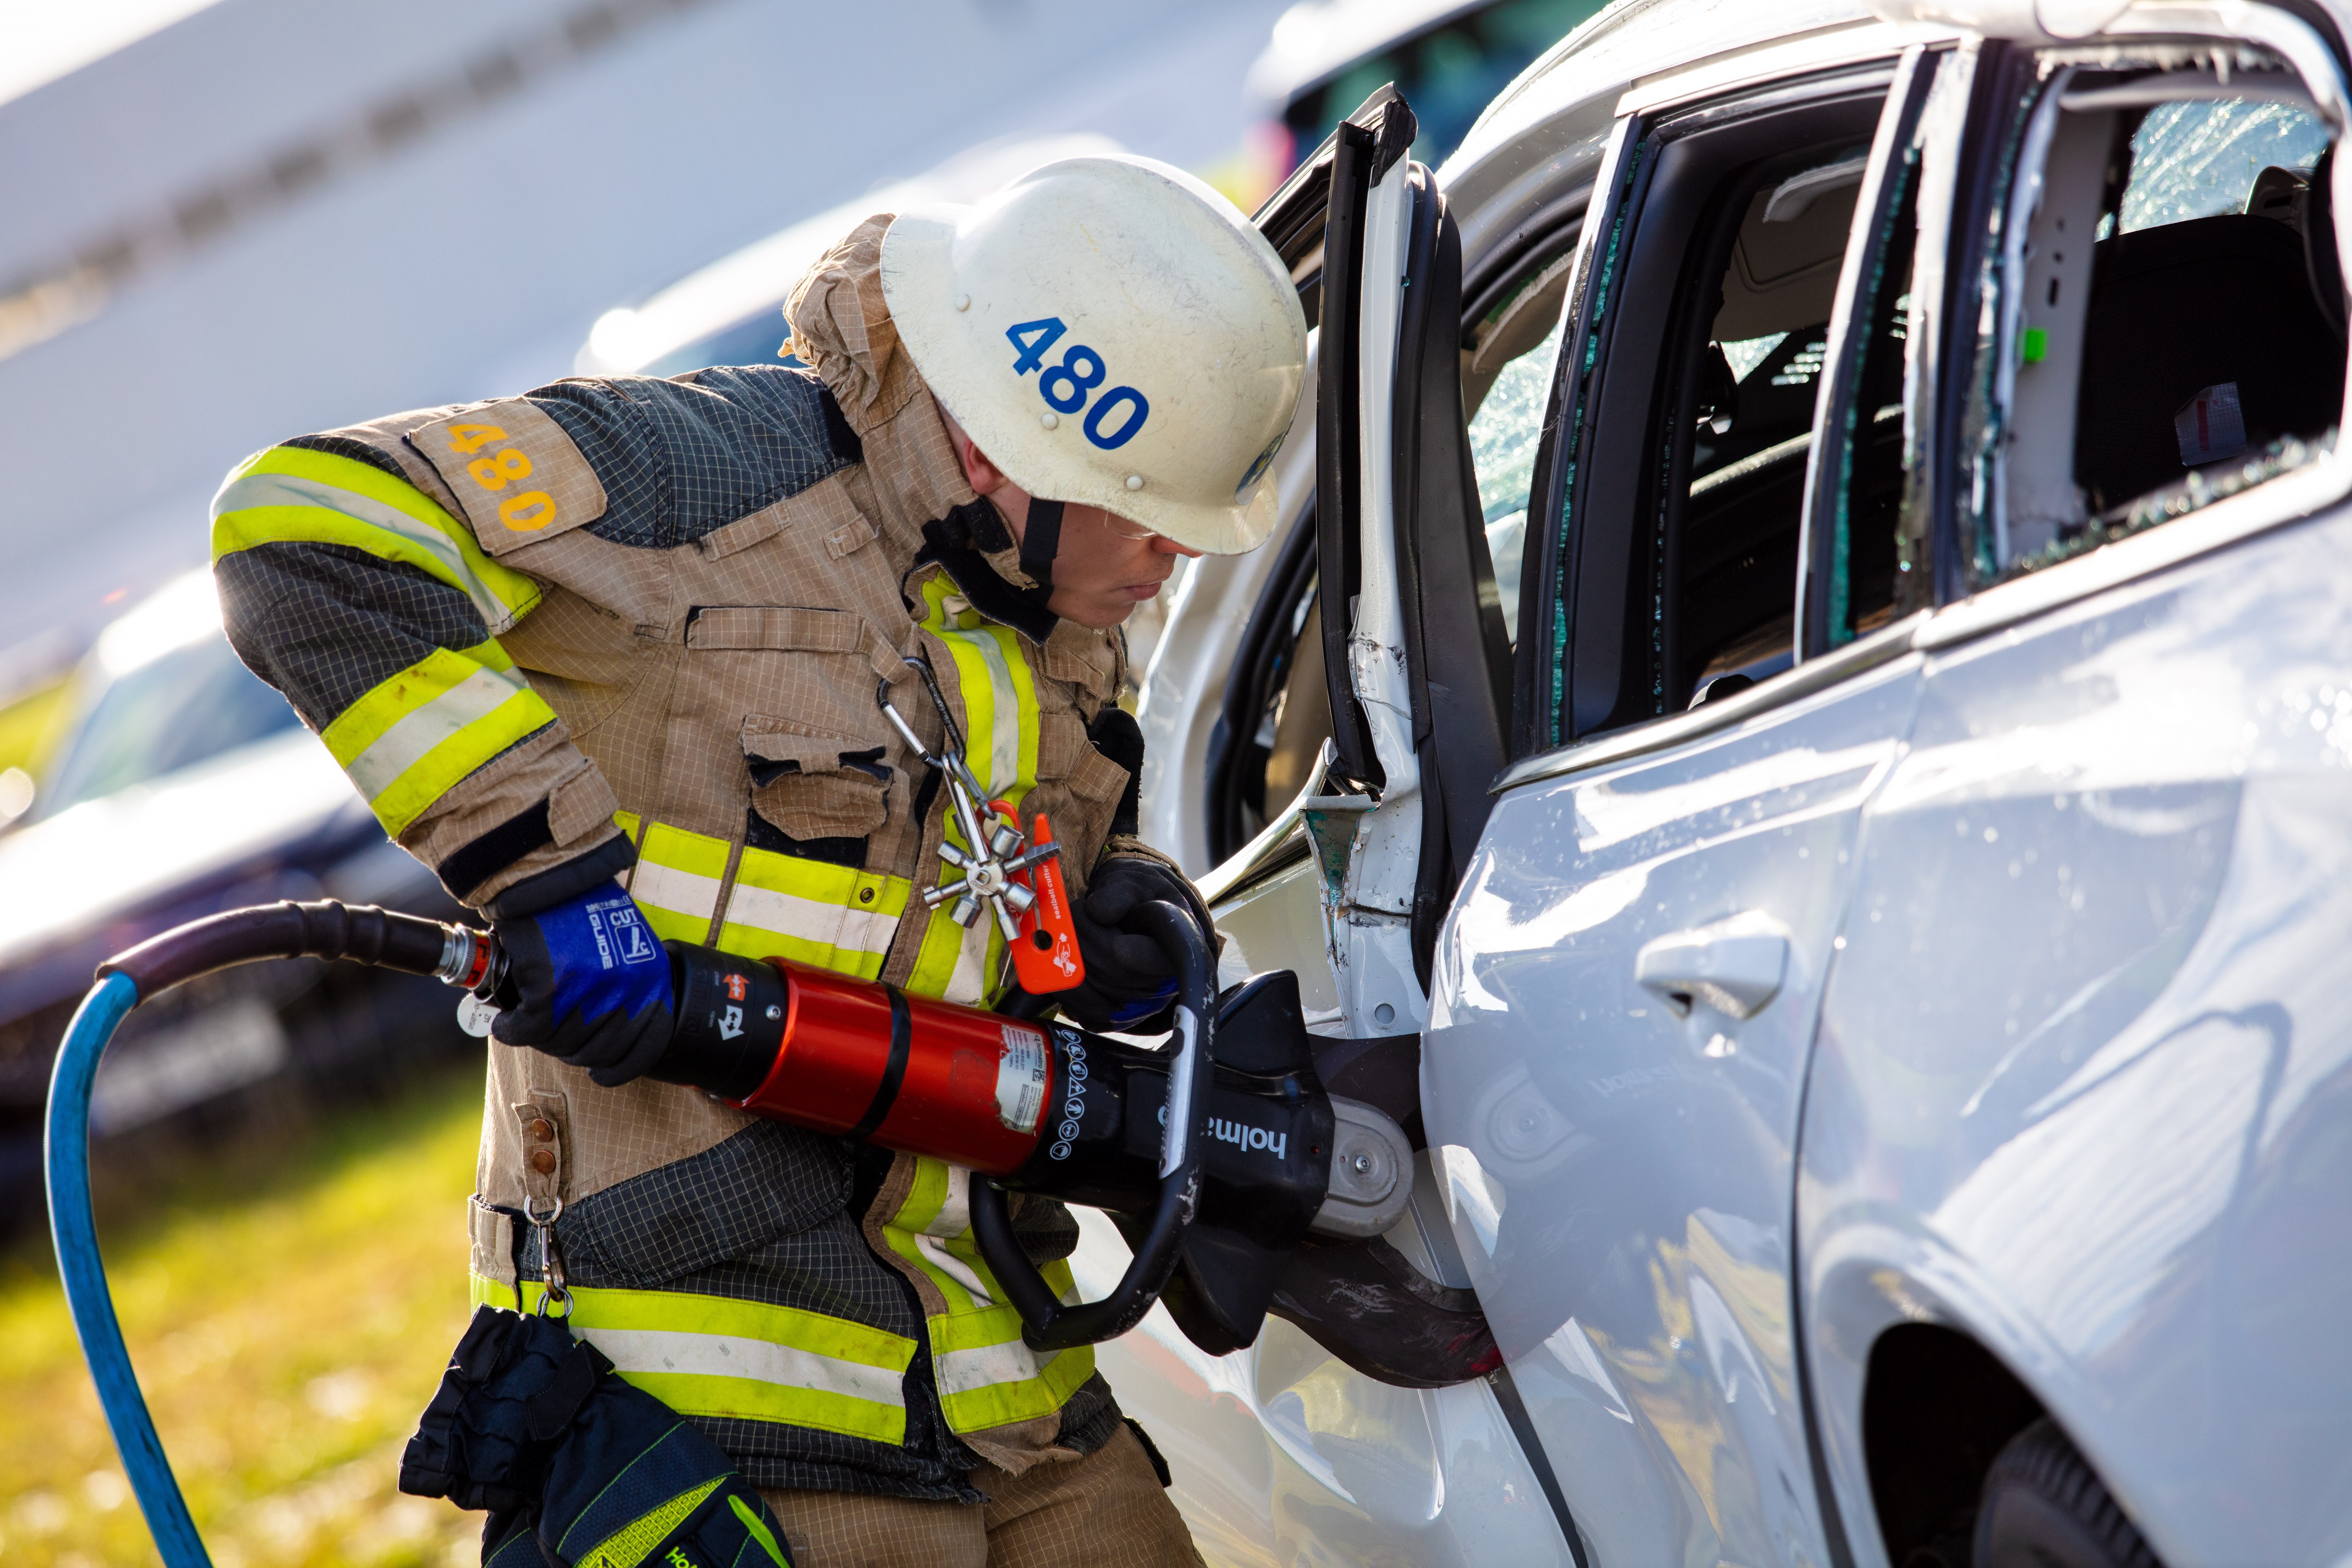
411,398,607,554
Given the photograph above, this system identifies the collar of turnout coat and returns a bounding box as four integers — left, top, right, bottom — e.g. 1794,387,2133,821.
915,498,1057,642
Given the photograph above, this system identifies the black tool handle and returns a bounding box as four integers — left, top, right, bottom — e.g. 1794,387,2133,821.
968,900,1213,1350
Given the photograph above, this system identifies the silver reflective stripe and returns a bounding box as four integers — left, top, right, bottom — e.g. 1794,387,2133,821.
576,1325,909,1408
632,857,723,921
216,471,511,626
913,1169,991,1301
942,915,993,1007
923,1168,972,1238
934,1339,1060,1397
958,628,1023,796
347,665,530,800
725,880,897,954
917,1234,994,1303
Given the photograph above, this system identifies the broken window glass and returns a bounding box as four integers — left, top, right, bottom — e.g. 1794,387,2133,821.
2118,97,2328,233
1467,307,1565,644
1965,53,2344,587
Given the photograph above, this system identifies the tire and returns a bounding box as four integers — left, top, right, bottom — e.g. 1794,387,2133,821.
1973,1417,2164,1568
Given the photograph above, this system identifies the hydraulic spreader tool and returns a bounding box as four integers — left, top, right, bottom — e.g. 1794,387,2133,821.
48,897,1490,1568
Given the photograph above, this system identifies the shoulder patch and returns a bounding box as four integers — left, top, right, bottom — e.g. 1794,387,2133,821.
409,399,608,556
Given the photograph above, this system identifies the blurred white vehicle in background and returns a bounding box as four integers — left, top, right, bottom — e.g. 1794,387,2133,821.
574,133,1125,383
0,572,457,1218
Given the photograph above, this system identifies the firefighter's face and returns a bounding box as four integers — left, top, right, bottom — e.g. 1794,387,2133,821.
944,417,1202,630
1035,503,1200,629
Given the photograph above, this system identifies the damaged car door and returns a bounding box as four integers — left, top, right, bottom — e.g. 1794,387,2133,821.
1075,92,1579,1568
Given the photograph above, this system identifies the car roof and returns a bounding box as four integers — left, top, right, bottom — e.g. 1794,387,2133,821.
1461,0,1889,159
1437,0,1910,267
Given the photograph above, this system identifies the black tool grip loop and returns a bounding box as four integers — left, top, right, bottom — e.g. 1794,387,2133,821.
969,899,1212,1351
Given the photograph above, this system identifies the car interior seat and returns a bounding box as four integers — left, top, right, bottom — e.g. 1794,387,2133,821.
2075,206,2346,511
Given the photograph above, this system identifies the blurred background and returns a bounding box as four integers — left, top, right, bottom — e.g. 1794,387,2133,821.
0,0,1602,1560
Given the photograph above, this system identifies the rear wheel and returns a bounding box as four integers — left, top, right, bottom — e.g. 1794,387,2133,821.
1973,1417,2163,1568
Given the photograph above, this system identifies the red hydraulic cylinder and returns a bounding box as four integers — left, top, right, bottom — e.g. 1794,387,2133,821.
679,956,1053,1177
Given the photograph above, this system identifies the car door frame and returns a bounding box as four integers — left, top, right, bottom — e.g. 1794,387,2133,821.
1109,87,1600,1568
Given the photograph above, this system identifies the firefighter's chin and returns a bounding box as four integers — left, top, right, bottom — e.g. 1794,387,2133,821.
1052,579,1163,629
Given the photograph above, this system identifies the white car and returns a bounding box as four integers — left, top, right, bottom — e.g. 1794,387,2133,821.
0,574,453,1207
1085,2,2352,1565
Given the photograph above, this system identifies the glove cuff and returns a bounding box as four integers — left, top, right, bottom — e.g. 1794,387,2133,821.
483,837,636,921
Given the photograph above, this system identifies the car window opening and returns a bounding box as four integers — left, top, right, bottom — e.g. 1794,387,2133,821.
1466,248,1576,647
1671,138,1883,707
1976,57,2345,584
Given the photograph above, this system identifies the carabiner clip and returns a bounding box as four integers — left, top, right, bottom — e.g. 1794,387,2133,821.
521,1195,571,1319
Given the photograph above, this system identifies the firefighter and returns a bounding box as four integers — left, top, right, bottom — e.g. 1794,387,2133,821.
211,155,1307,1567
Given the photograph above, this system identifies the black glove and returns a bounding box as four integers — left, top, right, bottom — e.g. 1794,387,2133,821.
490,882,675,1087
403,1306,794,1567
1062,849,1214,1033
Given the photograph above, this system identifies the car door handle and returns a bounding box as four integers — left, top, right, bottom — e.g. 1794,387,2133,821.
1634,915,1790,1020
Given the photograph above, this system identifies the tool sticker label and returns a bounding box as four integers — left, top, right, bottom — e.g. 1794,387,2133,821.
996,1024,1048,1134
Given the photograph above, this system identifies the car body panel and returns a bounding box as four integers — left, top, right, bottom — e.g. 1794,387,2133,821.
1078,1186,1580,1566
1425,647,1920,1568
1803,506,2352,1568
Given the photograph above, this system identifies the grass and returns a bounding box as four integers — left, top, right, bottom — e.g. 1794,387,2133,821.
0,1066,488,1568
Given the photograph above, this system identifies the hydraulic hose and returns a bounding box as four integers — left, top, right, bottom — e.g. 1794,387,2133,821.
47,900,487,1568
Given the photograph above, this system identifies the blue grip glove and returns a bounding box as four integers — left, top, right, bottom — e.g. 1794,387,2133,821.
490,883,674,1087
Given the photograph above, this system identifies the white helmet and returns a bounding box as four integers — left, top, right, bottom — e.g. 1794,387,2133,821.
880,155,1308,556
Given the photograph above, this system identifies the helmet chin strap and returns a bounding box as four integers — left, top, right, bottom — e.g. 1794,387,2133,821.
1019,497,1064,596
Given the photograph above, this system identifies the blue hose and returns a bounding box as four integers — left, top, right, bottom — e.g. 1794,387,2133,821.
45,971,213,1568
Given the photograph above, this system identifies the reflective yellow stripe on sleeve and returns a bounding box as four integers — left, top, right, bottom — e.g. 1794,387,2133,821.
318,643,556,837
716,847,910,980
473,1276,915,1444
211,445,539,631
